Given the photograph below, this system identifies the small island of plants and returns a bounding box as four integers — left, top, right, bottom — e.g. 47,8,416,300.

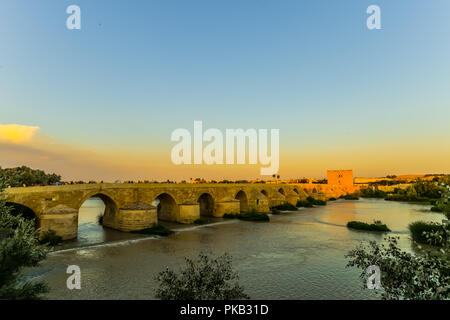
223,209,270,222
347,220,390,232
132,224,174,236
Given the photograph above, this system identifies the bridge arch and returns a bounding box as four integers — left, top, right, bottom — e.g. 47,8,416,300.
293,188,299,194
278,188,285,195
198,193,215,216
154,193,178,222
235,190,248,213
5,202,39,228
260,189,268,198
80,193,119,229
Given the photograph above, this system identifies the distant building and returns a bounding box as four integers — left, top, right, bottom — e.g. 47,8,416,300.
327,170,354,186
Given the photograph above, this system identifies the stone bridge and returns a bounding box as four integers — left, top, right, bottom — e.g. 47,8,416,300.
3,183,356,240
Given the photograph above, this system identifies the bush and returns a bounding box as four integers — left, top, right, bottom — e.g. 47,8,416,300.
272,203,297,211
271,208,280,215
39,230,63,246
360,188,387,198
346,236,450,300
132,224,173,236
344,194,359,200
296,200,313,208
328,197,337,201
409,221,447,246
384,194,432,203
194,218,208,225
0,186,49,299
155,252,249,300
347,221,390,232
238,212,270,222
430,206,443,213
307,196,327,205
223,213,237,219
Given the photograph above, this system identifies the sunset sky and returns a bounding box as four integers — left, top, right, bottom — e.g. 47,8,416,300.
1,1,449,181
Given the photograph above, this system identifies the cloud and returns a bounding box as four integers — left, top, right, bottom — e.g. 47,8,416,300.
0,124,39,143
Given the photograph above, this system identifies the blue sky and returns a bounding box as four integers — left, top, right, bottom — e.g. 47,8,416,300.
1,1,449,179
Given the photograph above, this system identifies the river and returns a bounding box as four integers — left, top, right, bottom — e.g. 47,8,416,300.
25,198,444,300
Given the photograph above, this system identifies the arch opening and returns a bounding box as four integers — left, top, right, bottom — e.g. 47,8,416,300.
278,188,285,195
293,188,299,194
153,193,178,222
78,194,117,241
198,193,214,216
5,202,38,228
261,190,268,197
235,190,248,213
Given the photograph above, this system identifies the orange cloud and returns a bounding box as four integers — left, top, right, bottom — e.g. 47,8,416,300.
0,124,39,143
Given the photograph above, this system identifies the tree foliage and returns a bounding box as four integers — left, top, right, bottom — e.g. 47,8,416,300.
347,186,450,300
0,166,61,187
155,252,249,300
0,185,49,299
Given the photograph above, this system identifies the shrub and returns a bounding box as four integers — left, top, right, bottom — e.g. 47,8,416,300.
328,197,337,201
194,218,208,225
155,252,249,300
39,230,63,246
344,194,359,200
271,208,280,215
223,213,237,219
306,196,327,205
296,200,313,208
272,203,297,211
0,187,49,299
346,236,450,300
360,188,387,198
132,224,173,236
409,221,447,246
430,206,443,213
347,221,390,232
238,212,270,222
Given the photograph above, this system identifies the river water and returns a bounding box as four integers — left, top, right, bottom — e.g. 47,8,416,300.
26,198,444,300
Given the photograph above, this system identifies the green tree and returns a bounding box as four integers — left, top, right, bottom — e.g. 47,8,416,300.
0,184,49,299
0,166,61,187
155,252,249,300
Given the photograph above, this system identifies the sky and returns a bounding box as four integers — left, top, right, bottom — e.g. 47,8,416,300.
1,0,449,181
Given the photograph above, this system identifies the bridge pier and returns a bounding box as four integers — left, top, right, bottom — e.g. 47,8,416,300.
178,202,200,223
214,198,241,217
40,205,78,240
104,202,157,232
